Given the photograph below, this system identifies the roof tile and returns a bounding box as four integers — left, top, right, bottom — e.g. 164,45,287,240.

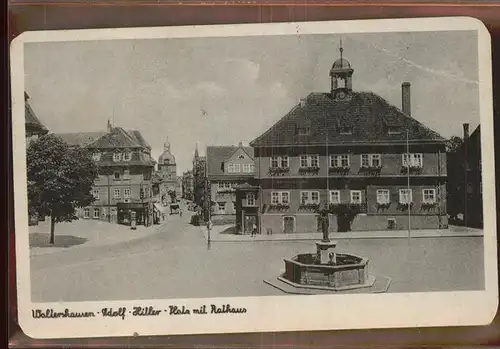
250,91,444,146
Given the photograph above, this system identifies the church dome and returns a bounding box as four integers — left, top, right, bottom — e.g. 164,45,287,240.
159,151,175,164
159,140,176,164
331,58,351,70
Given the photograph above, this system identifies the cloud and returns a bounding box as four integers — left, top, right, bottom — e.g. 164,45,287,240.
222,58,260,82
269,81,288,98
366,41,478,85
196,82,226,98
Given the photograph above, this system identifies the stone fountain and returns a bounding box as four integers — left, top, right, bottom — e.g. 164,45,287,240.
266,210,380,293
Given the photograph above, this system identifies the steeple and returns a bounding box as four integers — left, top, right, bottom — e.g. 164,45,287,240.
329,38,354,99
194,142,199,159
164,137,171,152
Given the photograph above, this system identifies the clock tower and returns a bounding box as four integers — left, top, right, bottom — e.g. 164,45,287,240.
329,39,354,101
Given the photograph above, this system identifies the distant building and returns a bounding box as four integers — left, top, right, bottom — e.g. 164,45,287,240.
206,143,255,225
182,170,194,201
192,144,207,217
56,120,157,226
157,139,179,204
248,46,448,234
448,124,482,228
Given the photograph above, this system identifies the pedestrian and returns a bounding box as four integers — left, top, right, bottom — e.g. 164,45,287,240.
251,223,257,237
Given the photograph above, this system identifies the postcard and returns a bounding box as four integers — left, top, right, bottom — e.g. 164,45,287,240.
10,17,497,339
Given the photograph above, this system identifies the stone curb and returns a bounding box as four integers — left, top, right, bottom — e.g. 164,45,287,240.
199,227,483,242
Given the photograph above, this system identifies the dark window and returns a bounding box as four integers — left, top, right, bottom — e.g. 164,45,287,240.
114,172,120,180
339,127,352,135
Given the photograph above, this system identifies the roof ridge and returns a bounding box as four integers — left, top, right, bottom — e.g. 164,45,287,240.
115,127,142,147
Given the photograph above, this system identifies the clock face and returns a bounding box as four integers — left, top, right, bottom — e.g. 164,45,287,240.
337,91,346,100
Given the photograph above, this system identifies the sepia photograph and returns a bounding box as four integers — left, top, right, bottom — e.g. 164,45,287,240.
11,18,497,338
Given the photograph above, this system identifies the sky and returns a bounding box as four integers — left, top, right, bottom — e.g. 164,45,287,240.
24,30,480,174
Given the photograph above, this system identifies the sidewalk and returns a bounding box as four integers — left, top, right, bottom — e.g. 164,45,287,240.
200,224,484,242
29,218,165,256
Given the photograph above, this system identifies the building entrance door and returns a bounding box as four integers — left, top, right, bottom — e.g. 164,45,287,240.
283,216,295,234
244,215,257,235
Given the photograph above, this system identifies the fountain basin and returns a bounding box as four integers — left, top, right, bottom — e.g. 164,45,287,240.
282,253,369,289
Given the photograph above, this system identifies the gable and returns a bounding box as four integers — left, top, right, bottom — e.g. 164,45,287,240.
206,146,254,177
227,147,253,163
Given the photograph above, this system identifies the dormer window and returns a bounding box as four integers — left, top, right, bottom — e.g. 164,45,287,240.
388,127,401,135
339,127,352,135
296,120,311,136
113,153,122,162
123,152,132,161
92,152,101,161
298,127,310,136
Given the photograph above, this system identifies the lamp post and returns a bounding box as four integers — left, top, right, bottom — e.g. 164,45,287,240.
107,173,111,223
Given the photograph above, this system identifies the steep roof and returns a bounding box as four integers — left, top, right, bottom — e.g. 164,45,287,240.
206,145,254,177
250,91,444,147
87,127,142,149
56,132,107,147
25,99,48,134
94,151,156,167
55,128,150,149
128,130,151,149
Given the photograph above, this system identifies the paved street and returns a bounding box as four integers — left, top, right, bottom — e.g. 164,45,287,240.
30,207,485,302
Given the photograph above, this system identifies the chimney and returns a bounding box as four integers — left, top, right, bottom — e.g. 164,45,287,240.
238,141,243,147
463,123,470,140
402,82,411,116
300,98,306,107
107,119,112,133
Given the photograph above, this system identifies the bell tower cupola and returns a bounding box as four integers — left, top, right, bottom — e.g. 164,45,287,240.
329,39,354,100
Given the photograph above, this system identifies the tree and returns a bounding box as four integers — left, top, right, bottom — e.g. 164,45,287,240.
445,136,465,220
446,136,463,153
27,134,99,244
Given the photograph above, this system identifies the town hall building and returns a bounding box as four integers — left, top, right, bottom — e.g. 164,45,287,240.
245,46,448,234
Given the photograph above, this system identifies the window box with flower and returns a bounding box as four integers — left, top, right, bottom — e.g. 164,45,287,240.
328,166,350,175
397,202,414,210
298,166,320,174
269,203,290,210
421,201,437,209
299,203,320,210
401,165,423,174
268,167,290,175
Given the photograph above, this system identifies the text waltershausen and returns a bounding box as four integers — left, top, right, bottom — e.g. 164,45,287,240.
32,309,96,319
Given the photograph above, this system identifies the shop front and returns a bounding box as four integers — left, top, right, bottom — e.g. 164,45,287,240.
117,202,151,227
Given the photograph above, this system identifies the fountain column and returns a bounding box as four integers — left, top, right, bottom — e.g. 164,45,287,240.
316,210,338,264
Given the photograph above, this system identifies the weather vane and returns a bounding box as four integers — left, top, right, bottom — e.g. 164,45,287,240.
339,37,344,66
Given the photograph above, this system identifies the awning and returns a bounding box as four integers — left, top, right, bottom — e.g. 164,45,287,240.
117,202,148,210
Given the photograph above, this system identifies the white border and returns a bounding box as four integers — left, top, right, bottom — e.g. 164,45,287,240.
11,17,498,339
